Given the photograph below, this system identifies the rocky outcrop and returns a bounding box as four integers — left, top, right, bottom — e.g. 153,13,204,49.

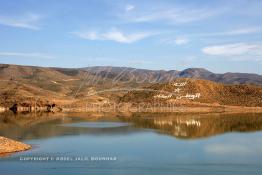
0,136,31,154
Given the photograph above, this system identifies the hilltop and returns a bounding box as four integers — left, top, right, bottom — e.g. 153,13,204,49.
1,64,262,85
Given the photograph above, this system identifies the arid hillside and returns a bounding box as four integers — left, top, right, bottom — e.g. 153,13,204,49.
0,64,262,110
121,78,262,107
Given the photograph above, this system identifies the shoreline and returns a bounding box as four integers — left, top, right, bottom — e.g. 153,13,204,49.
1,104,262,114
0,136,31,156
64,106,262,114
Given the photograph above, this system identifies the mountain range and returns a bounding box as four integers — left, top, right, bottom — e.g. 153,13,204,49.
0,64,261,110
1,64,261,85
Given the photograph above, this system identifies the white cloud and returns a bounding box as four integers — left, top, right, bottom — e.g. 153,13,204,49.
202,43,259,56
0,13,41,30
174,37,189,45
213,27,261,36
121,5,223,24
73,28,154,43
161,37,189,45
172,27,262,42
202,43,262,61
126,5,135,12
198,27,262,37
0,52,56,59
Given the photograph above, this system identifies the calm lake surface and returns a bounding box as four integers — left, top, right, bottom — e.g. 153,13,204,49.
0,112,262,175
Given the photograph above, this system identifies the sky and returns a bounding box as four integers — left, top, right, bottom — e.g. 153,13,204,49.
0,0,262,74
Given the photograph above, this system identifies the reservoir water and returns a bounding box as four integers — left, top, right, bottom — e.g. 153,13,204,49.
0,112,262,175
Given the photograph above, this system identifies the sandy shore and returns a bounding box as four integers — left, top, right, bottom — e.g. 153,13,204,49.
61,105,262,114
0,136,31,155
1,103,262,114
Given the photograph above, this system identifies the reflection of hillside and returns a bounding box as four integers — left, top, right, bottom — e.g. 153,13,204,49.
123,113,262,139
1,112,262,140
0,112,138,141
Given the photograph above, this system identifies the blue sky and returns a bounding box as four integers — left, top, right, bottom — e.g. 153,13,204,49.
0,0,262,74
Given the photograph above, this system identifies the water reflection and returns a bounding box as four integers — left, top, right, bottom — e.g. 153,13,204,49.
63,122,130,128
0,112,140,141
1,112,262,175
0,112,262,141
122,113,262,139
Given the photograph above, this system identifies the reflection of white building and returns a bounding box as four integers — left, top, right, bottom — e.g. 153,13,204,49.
173,126,187,137
177,119,201,126
153,118,201,127
153,119,187,136
153,118,201,137
154,119,173,126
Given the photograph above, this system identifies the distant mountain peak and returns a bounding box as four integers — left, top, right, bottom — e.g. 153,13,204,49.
0,64,261,85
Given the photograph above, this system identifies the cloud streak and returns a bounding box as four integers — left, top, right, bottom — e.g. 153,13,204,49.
202,42,262,61
125,4,135,12
160,37,189,45
197,27,262,37
120,4,224,24
73,28,154,43
171,27,262,43
0,13,41,30
0,52,56,59
209,27,262,36
202,43,260,56
174,38,189,45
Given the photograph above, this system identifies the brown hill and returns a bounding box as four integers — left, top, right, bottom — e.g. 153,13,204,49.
120,78,262,107
0,64,262,111
1,64,262,86
83,66,262,85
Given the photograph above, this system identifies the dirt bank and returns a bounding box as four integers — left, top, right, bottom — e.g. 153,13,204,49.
0,136,31,155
